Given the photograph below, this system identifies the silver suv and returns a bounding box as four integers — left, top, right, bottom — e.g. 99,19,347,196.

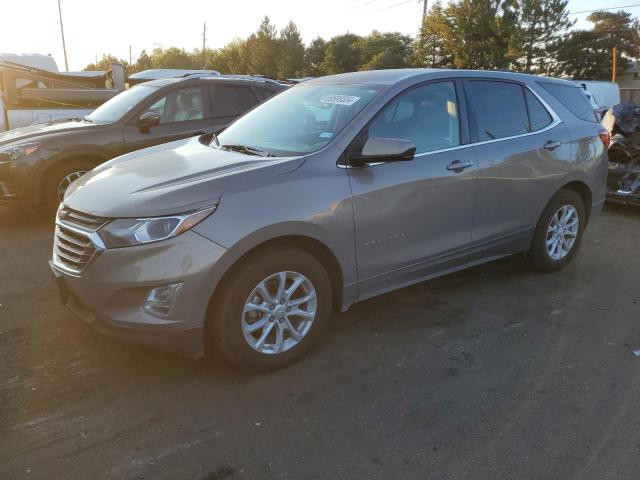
50,69,608,371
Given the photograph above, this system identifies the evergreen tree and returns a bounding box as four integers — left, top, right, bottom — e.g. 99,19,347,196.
304,37,327,76
278,21,305,78
513,0,573,73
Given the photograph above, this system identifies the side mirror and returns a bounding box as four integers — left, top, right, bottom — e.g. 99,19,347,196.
138,111,161,131
347,138,416,167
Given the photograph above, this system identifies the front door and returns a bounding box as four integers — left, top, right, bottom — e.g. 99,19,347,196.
347,80,477,299
123,85,214,153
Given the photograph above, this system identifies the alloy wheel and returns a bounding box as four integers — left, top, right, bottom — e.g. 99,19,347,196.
546,204,579,260
57,171,88,201
241,271,317,355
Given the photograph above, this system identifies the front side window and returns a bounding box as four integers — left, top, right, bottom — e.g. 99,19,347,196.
366,81,460,154
146,87,204,124
85,85,158,124
216,83,382,156
466,80,529,141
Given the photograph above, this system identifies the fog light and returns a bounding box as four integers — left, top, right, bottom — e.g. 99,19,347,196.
143,282,183,317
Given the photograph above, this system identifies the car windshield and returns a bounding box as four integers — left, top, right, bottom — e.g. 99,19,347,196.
216,83,383,156
85,85,158,124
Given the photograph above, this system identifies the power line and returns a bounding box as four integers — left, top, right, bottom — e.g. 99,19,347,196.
369,0,415,14
349,0,381,10
569,4,640,15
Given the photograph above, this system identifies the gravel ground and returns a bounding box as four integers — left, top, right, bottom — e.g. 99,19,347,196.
0,205,639,480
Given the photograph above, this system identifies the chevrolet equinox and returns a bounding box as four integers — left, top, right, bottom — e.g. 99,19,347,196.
50,69,608,371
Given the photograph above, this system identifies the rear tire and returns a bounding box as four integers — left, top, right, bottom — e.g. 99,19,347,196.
208,247,333,372
527,189,586,272
42,159,96,213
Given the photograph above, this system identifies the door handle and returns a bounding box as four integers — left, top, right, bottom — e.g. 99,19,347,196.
446,160,474,173
543,140,562,151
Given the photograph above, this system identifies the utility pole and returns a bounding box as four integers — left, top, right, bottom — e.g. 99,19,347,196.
57,0,69,71
612,46,617,82
129,45,132,65
419,0,428,41
202,22,207,68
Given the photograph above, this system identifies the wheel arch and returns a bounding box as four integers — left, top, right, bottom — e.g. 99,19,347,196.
559,180,592,222
202,233,346,355
39,152,107,201
207,234,344,314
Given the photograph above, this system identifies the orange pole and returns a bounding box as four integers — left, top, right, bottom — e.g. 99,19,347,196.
612,46,617,82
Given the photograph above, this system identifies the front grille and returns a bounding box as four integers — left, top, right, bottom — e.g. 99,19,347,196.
53,206,110,274
58,207,109,230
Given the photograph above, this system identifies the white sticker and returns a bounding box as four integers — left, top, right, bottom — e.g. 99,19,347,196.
319,94,361,106
319,131,334,138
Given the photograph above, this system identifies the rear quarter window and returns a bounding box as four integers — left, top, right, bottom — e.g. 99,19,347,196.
539,82,598,123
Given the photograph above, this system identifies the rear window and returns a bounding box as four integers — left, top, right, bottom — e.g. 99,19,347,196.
211,85,258,118
465,80,529,141
539,82,598,122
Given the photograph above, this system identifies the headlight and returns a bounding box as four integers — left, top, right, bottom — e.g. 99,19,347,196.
98,206,216,248
0,143,39,161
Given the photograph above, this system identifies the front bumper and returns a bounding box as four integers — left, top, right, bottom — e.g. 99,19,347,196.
50,230,228,358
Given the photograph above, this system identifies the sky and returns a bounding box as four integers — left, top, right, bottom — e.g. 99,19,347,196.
1,0,639,71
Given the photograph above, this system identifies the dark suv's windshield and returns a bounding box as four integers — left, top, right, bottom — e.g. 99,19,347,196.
216,83,383,156
85,85,158,124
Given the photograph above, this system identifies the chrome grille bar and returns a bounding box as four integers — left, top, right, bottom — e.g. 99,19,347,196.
53,206,110,274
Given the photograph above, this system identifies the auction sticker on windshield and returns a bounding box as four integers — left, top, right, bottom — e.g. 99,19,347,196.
320,94,361,106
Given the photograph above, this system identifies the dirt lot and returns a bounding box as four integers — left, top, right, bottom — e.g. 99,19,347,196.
1,205,639,480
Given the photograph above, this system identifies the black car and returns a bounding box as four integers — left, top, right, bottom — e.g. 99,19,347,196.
0,76,287,210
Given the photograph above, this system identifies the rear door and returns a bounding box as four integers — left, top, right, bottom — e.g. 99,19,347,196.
123,85,213,152
347,80,478,298
464,79,572,255
209,84,260,132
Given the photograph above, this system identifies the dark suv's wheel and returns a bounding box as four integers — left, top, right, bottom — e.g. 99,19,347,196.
527,189,586,272
209,247,333,372
43,159,96,213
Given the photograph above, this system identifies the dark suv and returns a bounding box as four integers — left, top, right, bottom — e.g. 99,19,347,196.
0,76,287,210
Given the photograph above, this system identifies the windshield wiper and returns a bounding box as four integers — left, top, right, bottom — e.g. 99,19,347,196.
82,116,93,123
220,143,273,157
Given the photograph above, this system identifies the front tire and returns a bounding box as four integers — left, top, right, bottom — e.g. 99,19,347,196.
527,189,586,272
209,247,333,372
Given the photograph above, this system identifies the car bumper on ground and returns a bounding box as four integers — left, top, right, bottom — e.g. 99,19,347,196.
49,230,228,358
606,190,640,206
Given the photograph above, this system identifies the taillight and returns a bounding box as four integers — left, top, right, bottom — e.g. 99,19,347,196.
599,129,610,148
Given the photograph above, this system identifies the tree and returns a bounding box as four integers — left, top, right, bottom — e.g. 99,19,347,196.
84,54,128,71
244,16,280,77
414,0,519,70
512,0,573,73
551,11,640,79
133,50,153,73
149,47,193,69
412,2,453,68
304,37,327,76
278,21,305,78
321,34,362,74
358,31,412,70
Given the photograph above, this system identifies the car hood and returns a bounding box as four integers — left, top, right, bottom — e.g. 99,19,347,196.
64,136,306,218
0,119,98,145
